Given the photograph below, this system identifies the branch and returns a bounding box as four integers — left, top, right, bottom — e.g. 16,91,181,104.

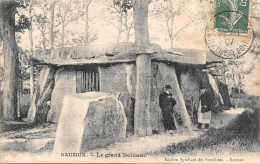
120,24,134,33
166,17,173,39
172,18,200,40
104,17,120,30
104,0,121,13
86,0,93,7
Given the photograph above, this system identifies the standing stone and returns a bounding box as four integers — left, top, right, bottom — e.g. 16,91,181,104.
208,74,224,112
135,54,152,136
218,81,232,107
53,92,127,153
27,66,56,123
117,92,134,133
157,62,192,130
47,68,76,123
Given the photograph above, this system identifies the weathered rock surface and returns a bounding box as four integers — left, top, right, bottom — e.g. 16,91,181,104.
53,92,127,153
179,67,200,121
150,62,192,131
218,81,232,107
117,92,134,133
99,63,128,95
27,66,56,123
197,71,224,112
47,68,76,123
208,74,224,111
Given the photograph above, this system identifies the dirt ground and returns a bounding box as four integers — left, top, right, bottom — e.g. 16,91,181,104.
0,108,253,163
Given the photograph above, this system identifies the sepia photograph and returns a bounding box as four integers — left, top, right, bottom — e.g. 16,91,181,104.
0,0,259,163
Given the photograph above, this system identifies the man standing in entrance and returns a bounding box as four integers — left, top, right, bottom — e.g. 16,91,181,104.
197,86,213,131
159,85,177,131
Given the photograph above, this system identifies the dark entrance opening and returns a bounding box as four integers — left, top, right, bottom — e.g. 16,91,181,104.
76,65,100,93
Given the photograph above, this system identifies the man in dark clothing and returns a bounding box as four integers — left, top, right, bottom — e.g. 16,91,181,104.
197,86,213,130
159,85,177,131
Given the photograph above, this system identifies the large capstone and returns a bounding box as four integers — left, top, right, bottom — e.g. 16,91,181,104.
53,92,127,153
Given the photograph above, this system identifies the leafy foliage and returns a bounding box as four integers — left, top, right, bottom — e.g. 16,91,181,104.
113,0,132,13
15,14,30,32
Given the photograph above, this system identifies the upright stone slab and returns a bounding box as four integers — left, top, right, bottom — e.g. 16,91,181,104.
53,92,127,153
117,92,134,133
47,68,76,123
208,74,224,111
157,62,192,130
27,66,56,123
99,63,128,95
179,68,200,119
134,54,152,136
197,71,224,112
218,81,231,107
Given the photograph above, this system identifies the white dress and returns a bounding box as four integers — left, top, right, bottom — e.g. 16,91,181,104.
197,100,211,124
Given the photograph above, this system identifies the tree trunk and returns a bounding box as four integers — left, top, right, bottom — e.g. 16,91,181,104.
124,12,129,42
117,11,123,43
169,16,174,49
0,1,19,121
222,60,227,84
49,1,55,49
29,0,34,98
132,0,149,45
61,20,65,47
170,38,173,49
41,24,46,50
135,54,152,136
132,0,152,136
84,0,92,45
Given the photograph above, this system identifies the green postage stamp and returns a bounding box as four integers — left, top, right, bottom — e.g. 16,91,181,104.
215,0,250,34
205,0,254,59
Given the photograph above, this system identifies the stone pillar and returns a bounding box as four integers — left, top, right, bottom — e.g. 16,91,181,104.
159,63,192,131
27,66,56,123
134,54,152,136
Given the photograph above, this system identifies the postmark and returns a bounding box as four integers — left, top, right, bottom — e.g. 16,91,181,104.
205,0,254,59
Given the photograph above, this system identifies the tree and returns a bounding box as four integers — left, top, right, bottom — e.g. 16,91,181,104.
29,0,34,98
84,0,92,45
56,0,84,47
34,1,49,50
223,51,260,97
49,1,56,49
150,0,206,49
114,0,133,42
103,0,134,42
0,0,29,121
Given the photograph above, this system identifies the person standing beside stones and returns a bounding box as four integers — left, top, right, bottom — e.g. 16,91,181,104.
159,85,177,131
197,86,213,131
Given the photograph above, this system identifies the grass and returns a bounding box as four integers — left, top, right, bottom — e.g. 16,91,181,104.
231,93,260,109
152,93,260,156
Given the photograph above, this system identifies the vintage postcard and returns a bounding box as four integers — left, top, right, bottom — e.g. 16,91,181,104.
0,0,259,163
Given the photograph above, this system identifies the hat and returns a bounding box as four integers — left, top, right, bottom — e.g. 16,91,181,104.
165,85,172,89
